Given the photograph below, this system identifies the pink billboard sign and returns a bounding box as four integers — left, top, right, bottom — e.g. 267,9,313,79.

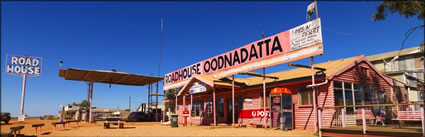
164,18,322,90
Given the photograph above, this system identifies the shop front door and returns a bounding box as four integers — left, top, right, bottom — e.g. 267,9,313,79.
227,96,242,123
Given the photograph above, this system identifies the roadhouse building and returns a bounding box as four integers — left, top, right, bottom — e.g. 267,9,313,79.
163,55,393,129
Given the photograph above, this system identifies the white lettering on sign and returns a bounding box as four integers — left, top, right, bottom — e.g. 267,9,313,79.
251,110,269,117
6,55,42,76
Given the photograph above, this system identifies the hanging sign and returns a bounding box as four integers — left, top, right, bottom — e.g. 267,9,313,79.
6,55,42,76
189,82,207,94
164,18,322,90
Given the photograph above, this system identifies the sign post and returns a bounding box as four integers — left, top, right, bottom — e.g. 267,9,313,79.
18,74,28,122
6,55,42,122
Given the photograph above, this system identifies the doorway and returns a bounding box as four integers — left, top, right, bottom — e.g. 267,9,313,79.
227,96,243,123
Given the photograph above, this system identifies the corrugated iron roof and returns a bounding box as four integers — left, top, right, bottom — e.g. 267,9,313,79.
367,46,422,62
177,55,364,96
59,68,162,86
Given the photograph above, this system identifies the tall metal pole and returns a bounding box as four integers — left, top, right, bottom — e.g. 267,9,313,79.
311,57,317,132
148,84,151,110
156,81,159,121
18,74,28,122
232,75,235,127
263,68,266,128
129,96,131,112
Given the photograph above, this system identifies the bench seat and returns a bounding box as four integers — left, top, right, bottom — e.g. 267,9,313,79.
355,109,385,126
250,117,269,128
52,122,67,131
392,110,422,128
10,126,24,137
32,123,45,135
103,120,125,129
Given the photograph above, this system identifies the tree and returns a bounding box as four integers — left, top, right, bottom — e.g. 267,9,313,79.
372,1,424,49
79,100,89,107
372,1,424,21
164,89,176,113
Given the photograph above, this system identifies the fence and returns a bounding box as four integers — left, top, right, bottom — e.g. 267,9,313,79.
318,103,425,136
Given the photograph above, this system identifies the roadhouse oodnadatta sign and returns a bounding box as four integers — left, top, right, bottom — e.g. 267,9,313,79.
164,18,323,90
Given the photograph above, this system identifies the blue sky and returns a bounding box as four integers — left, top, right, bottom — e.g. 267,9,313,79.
1,1,423,117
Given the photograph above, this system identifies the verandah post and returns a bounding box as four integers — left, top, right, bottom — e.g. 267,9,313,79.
362,108,366,134
213,86,216,127
342,108,346,127
311,56,317,132
263,68,266,128
232,75,235,127
421,106,424,136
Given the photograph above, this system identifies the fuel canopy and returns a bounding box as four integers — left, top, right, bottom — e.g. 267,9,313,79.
59,68,162,86
59,67,162,123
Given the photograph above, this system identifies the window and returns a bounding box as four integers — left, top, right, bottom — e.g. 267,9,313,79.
206,98,213,118
354,84,362,105
299,87,313,105
191,100,204,117
364,85,372,103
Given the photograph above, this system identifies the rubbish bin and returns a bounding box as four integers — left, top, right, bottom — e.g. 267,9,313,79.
171,114,178,128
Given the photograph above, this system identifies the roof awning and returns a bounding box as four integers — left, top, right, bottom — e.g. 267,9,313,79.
59,68,162,86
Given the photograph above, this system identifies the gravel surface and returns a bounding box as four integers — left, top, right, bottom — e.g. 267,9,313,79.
1,119,315,137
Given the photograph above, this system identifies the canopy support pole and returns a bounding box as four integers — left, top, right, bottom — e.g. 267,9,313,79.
89,81,94,123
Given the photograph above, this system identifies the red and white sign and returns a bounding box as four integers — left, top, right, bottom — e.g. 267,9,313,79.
164,18,323,90
238,109,270,118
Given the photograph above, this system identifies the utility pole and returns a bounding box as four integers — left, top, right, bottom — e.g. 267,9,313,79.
129,96,131,112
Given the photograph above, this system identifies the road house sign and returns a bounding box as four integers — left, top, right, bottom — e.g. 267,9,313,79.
164,18,323,90
6,55,42,76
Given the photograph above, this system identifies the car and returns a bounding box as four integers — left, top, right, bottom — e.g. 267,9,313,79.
127,112,146,122
0,112,11,124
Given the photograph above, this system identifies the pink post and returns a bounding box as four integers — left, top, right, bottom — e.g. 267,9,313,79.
232,75,235,127
421,106,424,136
190,94,192,126
263,68,266,128
318,109,322,129
362,108,366,134
213,87,216,126
342,108,346,127
311,57,317,132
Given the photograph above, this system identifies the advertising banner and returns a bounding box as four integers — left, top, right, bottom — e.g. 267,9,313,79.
164,18,322,90
238,109,270,118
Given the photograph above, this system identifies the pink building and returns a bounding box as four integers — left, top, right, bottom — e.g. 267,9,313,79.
163,55,393,130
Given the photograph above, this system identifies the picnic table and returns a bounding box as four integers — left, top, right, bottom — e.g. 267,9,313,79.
9,126,24,137
32,123,45,135
66,120,80,126
52,121,67,131
100,117,126,129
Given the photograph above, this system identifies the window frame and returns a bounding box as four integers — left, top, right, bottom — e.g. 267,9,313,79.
298,86,313,106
